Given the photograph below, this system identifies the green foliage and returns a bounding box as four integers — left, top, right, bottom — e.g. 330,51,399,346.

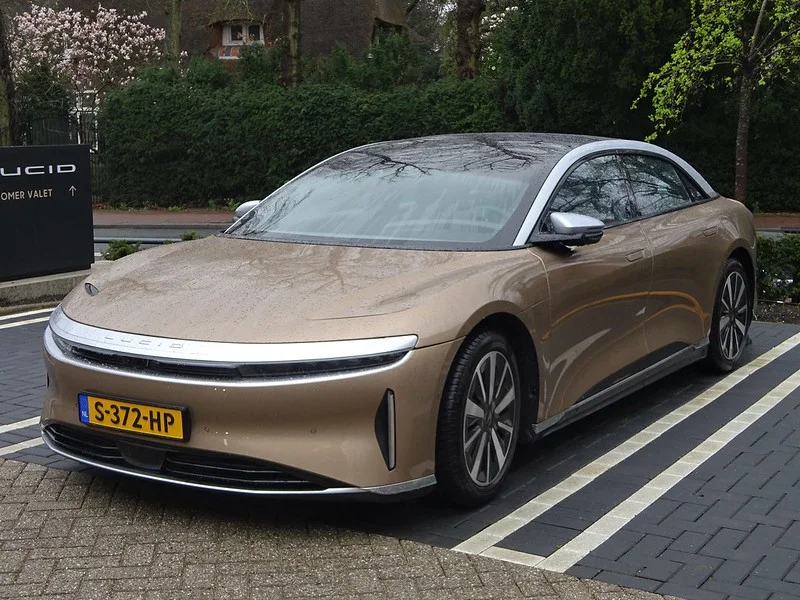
306,34,439,89
658,77,800,211
636,0,800,139
485,0,800,212
304,44,360,85
757,235,800,302
102,240,141,261
98,65,509,207
14,66,71,120
183,57,232,90
238,44,283,85
492,0,689,137
359,33,440,89
180,231,200,241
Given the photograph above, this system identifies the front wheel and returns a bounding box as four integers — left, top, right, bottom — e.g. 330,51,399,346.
435,331,521,507
707,258,752,372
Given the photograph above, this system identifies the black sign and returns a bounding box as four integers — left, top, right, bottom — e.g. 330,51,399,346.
0,145,93,282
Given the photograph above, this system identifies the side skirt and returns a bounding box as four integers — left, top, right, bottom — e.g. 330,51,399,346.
531,339,709,440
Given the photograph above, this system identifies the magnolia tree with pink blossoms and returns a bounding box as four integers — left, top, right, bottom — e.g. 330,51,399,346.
10,4,165,100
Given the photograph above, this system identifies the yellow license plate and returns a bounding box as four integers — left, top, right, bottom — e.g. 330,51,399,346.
78,393,187,441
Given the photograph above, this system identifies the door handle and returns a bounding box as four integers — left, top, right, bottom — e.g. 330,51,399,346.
703,226,718,237
626,249,645,262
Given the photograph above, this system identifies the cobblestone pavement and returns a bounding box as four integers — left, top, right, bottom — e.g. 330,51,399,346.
0,458,683,600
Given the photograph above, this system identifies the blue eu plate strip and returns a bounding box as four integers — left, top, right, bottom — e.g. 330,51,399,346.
78,394,90,423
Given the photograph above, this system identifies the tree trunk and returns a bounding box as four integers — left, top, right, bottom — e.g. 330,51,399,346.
164,0,182,65
455,0,485,79
0,6,19,146
734,69,754,205
285,0,301,87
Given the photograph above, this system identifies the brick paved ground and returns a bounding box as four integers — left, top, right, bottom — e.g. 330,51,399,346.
3,319,800,599
569,382,800,600
0,458,681,600
0,322,49,427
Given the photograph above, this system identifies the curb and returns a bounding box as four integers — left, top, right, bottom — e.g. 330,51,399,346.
0,262,112,308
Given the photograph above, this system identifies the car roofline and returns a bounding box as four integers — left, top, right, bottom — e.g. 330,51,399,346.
511,139,717,247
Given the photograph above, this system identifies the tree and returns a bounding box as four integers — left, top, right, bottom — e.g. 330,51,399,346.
0,5,19,146
455,0,486,78
635,0,800,204
285,0,301,87
164,0,182,64
10,4,165,100
404,0,451,53
493,0,688,136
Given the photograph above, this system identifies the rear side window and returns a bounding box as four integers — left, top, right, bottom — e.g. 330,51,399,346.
622,155,694,216
680,172,708,202
544,155,635,227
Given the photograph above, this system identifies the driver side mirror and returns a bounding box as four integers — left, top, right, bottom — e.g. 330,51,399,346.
233,200,261,223
543,212,605,246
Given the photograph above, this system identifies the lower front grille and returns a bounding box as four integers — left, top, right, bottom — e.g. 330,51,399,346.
45,424,342,492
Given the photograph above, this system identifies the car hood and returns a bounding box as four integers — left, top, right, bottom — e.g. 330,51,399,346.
60,236,543,346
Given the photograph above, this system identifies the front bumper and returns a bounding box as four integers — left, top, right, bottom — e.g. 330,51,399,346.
42,318,460,497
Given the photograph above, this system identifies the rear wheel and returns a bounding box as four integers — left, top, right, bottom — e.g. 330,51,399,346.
707,258,751,372
435,331,521,507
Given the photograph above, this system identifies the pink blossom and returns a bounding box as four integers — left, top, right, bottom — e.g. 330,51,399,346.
10,4,165,99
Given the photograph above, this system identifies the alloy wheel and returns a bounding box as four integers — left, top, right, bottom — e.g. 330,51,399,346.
462,350,517,487
719,271,748,361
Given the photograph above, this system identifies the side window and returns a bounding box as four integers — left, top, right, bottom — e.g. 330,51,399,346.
544,155,635,228
679,172,708,203
622,155,693,216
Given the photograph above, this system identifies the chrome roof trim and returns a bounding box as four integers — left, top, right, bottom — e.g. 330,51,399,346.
50,307,418,364
41,427,437,497
512,139,717,247
44,327,414,388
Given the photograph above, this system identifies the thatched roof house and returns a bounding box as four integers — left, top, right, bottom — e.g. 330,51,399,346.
207,0,405,60
7,0,404,61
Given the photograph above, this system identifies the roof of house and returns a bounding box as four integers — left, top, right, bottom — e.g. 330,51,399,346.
374,0,405,25
207,0,277,25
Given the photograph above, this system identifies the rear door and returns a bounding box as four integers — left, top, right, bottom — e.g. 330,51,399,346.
620,154,720,353
532,154,652,421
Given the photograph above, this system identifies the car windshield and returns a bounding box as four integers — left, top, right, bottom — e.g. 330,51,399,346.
226,148,537,250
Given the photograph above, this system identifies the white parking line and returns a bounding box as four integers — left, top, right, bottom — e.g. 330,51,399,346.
0,317,51,330
537,366,800,572
0,417,40,435
454,331,800,556
0,308,54,322
0,437,44,457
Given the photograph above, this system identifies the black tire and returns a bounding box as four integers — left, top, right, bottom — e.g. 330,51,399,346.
435,330,521,507
707,258,752,372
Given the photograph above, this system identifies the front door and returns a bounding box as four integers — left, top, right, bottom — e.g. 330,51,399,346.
531,154,652,421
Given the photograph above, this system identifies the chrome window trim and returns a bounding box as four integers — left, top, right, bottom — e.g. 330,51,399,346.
513,139,717,246
49,307,417,365
42,426,436,496
44,327,414,388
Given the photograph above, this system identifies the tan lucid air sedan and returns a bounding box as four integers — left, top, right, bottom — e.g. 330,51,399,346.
42,133,755,506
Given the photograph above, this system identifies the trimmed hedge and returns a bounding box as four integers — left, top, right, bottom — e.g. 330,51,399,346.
99,67,509,207
757,234,800,302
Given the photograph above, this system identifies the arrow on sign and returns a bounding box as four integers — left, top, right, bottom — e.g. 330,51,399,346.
69,186,76,197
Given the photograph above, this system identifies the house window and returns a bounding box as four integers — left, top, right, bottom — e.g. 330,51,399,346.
224,22,263,45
